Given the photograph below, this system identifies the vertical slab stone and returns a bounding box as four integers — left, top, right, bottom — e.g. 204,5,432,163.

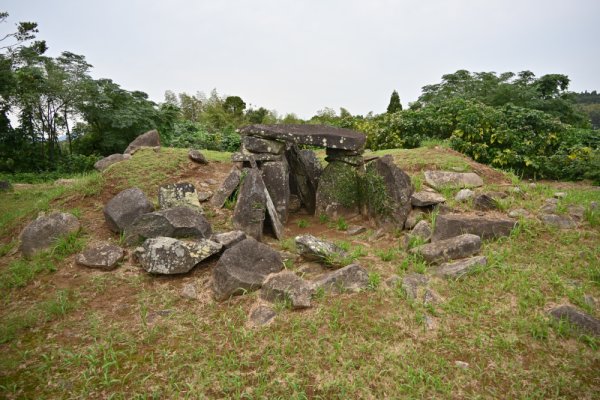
210,167,242,208
315,161,361,218
261,160,290,223
285,146,322,213
233,169,267,241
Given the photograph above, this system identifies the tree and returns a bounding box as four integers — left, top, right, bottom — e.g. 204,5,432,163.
387,90,402,113
223,95,246,117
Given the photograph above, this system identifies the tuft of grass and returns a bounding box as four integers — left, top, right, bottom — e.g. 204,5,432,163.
297,219,309,228
336,217,348,231
376,248,396,262
368,272,381,290
318,214,330,224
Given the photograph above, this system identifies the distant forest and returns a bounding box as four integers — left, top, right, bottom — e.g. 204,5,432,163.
0,11,598,183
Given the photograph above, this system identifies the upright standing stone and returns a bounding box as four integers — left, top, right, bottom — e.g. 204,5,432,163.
261,160,290,223
210,167,242,208
233,169,267,241
367,155,413,229
315,160,361,218
286,146,322,213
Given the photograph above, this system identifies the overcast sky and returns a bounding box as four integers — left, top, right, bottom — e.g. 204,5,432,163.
3,0,599,118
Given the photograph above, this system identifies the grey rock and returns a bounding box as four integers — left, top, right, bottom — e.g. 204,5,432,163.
231,152,283,162
295,234,346,263
402,273,429,300
239,124,366,151
384,274,401,289
210,167,242,208
94,153,131,172
212,237,283,301
367,155,414,228
19,212,80,258
181,283,198,300
197,191,213,202
104,188,154,233
567,205,585,221
247,304,277,328
508,208,530,218
584,295,597,309
434,256,487,278
242,135,286,154
261,270,313,308
548,305,600,336
424,171,483,190
455,189,475,202
288,194,302,213
158,182,202,211
473,194,499,211
432,213,517,241
410,233,481,264
346,225,366,236
188,149,208,164
0,180,12,191
124,206,212,245
262,181,284,240
455,361,470,369
205,178,218,185
315,160,361,218
125,129,161,154
135,237,221,275
312,263,369,293
540,198,559,214
76,242,124,270
232,169,267,241
404,209,425,229
287,146,322,213
411,191,446,207
554,192,567,199
324,154,364,166
541,214,576,229
211,231,246,249
423,289,442,306
411,220,432,241
261,160,290,223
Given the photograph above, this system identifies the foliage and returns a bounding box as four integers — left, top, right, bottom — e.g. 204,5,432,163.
387,90,402,113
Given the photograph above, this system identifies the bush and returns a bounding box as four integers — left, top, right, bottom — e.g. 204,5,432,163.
169,121,240,152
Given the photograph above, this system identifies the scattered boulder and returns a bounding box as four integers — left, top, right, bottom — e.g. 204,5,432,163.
94,153,131,172
455,188,475,202
384,274,401,289
548,305,600,336
125,129,161,154
188,149,208,164
239,124,366,151
295,235,347,264
76,242,124,270
103,188,155,233
211,167,242,208
508,208,530,218
197,191,213,202
367,155,413,228
402,273,429,300
312,263,369,293
211,231,247,249
0,180,12,191
411,220,432,241
232,169,267,241
124,206,212,245
346,225,366,236
316,160,360,217
19,212,81,258
473,194,499,211
261,270,313,309
411,191,446,207
261,160,290,223
554,192,567,199
242,135,286,154
567,205,585,221
158,182,202,211
541,214,576,229
247,304,277,328
181,283,198,300
410,234,481,264
135,237,222,275
434,256,487,279
540,198,559,214
432,213,516,241
424,171,483,190
405,209,425,229
212,237,283,301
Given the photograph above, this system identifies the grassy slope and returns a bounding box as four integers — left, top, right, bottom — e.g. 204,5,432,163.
0,147,599,399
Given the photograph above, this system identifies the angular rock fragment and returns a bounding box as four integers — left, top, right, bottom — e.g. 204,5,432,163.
76,242,124,270
197,191,213,202
103,188,154,233
508,208,530,218
211,230,246,249
473,194,499,211
135,237,221,274
541,214,576,229
434,256,487,278
232,169,267,241
424,171,483,190
287,146,322,213
295,234,347,263
158,182,202,211
548,305,600,336
432,213,516,241
411,191,446,207
346,225,366,236
405,209,425,229
242,136,286,154
247,304,277,328
411,220,432,241
188,149,208,164
125,129,161,154
312,263,369,293
402,273,429,300
181,283,198,300
94,153,131,171
20,212,81,258
410,234,481,264
261,270,313,308
261,160,290,223
212,237,283,301
210,167,242,208
455,188,474,202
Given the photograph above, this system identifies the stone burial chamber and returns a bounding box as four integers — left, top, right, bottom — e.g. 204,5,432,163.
211,124,414,241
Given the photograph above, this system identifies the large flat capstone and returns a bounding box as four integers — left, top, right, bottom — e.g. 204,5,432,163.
239,124,366,151
432,214,517,241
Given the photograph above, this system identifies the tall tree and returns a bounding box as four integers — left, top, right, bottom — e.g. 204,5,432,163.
387,90,402,113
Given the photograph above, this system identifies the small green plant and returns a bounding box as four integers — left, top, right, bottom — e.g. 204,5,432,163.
584,206,599,227
280,237,297,253
368,272,381,290
297,219,309,228
376,248,396,262
283,258,294,269
318,214,330,224
336,217,348,231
